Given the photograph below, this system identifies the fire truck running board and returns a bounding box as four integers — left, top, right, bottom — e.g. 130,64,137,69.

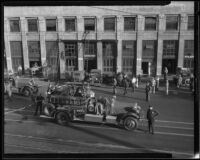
84,114,117,124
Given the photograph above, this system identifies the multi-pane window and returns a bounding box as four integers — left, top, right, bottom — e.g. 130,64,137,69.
166,15,179,30
103,42,116,72
122,41,136,73
163,40,178,58
124,17,135,31
10,41,23,72
84,42,97,56
46,41,58,67
188,16,194,30
65,42,78,71
184,40,194,68
65,18,76,32
46,19,57,31
145,17,157,30
104,17,115,31
27,18,38,32
9,18,20,32
142,40,157,58
84,18,95,31
28,41,41,66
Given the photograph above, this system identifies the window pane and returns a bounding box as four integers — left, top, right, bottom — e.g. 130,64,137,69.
28,41,41,61
163,40,178,58
188,16,194,30
10,19,20,32
124,17,135,31
28,19,38,32
46,41,58,66
84,42,96,55
145,17,156,30
46,19,56,31
104,17,115,31
84,18,95,31
166,16,178,30
142,40,156,58
65,18,76,32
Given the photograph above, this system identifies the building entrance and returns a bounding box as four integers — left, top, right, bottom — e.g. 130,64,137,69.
142,62,148,74
84,58,97,73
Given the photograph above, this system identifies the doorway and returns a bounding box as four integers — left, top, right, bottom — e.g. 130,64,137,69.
142,62,148,74
84,58,97,73
162,59,177,74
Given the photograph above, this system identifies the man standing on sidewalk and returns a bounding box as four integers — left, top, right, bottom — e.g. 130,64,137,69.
131,76,137,93
145,81,151,101
123,76,129,95
146,105,159,134
34,93,45,116
113,77,117,95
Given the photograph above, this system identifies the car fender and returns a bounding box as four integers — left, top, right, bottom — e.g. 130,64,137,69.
117,112,140,122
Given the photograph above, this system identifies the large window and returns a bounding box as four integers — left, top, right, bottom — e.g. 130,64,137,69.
46,41,58,67
145,17,157,30
9,18,20,32
27,18,38,32
188,16,194,30
142,40,157,58
166,15,179,30
84,42,97,56
65,18,76,32
163,40,178,58
46,19,57,31
184,40,194,68
65,42,78,71
104,17,115,31
103,41,116,73
84,18,95,31
124,17,135,31
28,41,41,67
10,41,23,72
122,41,136,73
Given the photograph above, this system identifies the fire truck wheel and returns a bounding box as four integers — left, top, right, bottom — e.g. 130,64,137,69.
56,112,70,126
123,116,138,131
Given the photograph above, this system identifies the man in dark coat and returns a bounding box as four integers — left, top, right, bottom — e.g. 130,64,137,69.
113,77,117,95
146,105,159,134
34,93,45,116
123,76,129,95
145,81,151,101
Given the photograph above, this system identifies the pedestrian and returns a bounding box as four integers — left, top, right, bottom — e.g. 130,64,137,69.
165,80,169,95
131,76,137,92
155,76,160,91
31,91,37,107
123,77,129,95
163,67,168,81
145,81,151,101
113,77,117,95
146,105,159,134
177,74,182,88
110,95,117,115
151,77,156,94
34,93,45,116
17,65,22,76
138,74,141,83
189,73,194,93
5,80,13,101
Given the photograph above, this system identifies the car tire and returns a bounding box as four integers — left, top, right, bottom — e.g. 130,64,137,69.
43,103,55,116
123,116,138,131
56,112,70,126
23,87,32,97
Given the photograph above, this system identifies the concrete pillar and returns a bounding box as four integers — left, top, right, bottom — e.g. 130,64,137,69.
20,17,29,69
97,16,103,40
4,18,13,72
148,62,151,76
156,14,165,76
58,41,65,79
178,14,187,68
38,17,46,66
116,16,123,73
78,42,84,71
77,16,84,40
136,15,144,75
97,41,103,71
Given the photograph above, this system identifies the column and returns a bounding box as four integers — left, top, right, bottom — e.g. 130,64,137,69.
156,14,165,76
97,41,103,71
38,17,46,66
136,15,144,75
116,16,123,73
77,16,84,71
178,14,187,68
58,41,65,79
20,17,29,69
4,18,13,72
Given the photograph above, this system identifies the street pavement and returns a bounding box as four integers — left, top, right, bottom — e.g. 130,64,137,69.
3,80,197,158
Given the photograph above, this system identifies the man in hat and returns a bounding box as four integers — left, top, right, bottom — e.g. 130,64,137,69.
146,105,159,134
34,93,45,116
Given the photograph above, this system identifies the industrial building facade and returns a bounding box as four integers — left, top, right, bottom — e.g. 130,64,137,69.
4,2,194,78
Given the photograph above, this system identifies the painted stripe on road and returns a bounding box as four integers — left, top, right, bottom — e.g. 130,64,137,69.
5,133,193,156
5,105,32,115
5,118,194,137
139,119,193,125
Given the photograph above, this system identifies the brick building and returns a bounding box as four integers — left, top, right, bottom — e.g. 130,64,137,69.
4,2,194,78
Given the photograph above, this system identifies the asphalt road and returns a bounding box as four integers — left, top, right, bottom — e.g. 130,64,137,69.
4,82,197,158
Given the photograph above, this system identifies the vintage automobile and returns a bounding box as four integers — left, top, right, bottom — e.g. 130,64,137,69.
89,69,103,85
7,76,39,97
43,87,142,131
